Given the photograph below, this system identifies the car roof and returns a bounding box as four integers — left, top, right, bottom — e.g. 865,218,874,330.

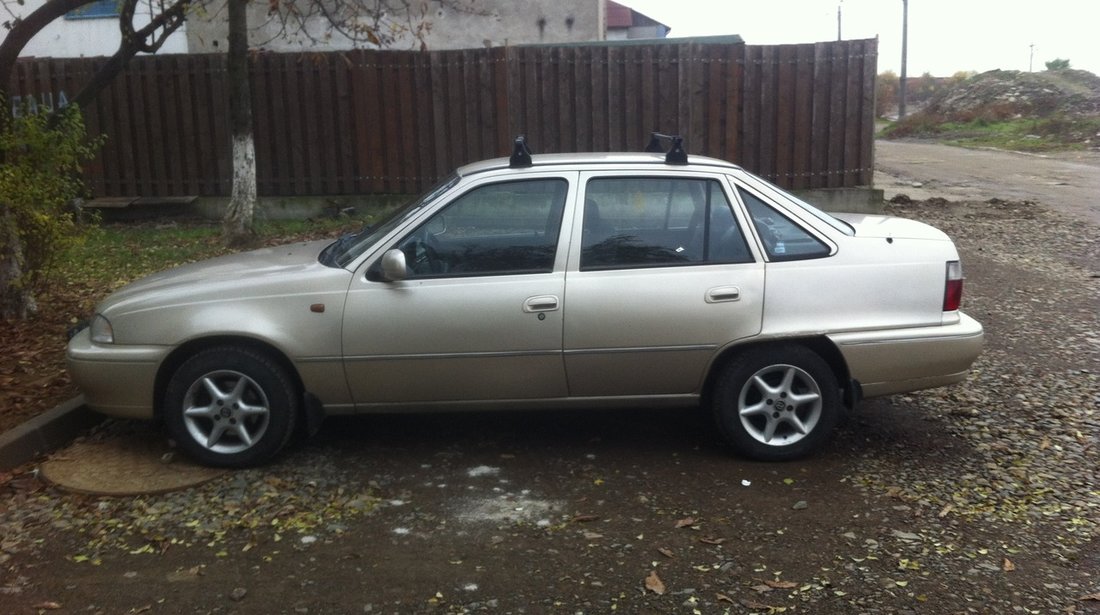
455,152,746,178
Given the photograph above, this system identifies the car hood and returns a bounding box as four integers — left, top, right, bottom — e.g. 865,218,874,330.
832,214,951,241
100,239,341,315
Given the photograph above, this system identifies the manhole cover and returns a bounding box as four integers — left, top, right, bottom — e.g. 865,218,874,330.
40,428,226,496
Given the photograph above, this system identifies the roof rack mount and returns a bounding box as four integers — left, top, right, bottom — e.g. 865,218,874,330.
645,132,688,165
509,135,533,168
508,132,688,167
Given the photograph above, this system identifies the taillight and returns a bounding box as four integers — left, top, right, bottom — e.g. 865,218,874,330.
943,260,964,311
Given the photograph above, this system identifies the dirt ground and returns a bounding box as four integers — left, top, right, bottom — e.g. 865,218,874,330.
1,140,1098,614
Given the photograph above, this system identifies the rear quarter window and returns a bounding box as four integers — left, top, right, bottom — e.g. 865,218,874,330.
738,188,830,261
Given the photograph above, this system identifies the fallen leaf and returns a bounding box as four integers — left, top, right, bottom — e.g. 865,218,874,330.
675,517,696,528
571,514,599,523
716,593,735,604
657,547,675,558
583,532,603,540
644,571,666,595
1079,593,1100,601
752,584,774,593
938,504,954,518
1003,558,1015,572
32,602,61,610
765,579,798,589
699,536,726,545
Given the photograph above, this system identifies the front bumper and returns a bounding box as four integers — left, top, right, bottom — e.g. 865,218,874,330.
66,328,170,419
829,312,984,398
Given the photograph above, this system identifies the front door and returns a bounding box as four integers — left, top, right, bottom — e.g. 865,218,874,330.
342,175,574,407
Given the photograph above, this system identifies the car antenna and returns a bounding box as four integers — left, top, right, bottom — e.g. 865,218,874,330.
644,131,688,165
510,135,533,168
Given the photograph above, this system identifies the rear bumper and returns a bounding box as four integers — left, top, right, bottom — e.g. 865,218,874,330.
828,312,984,398
66,328,167,419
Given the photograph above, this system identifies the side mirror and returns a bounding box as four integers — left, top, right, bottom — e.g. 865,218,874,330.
380,249,408,282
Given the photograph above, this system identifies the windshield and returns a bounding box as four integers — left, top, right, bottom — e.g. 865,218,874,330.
320,174,460,269
736,171,855,236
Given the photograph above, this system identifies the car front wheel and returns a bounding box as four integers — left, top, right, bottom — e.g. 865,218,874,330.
713,344,840,461
163,346,298,468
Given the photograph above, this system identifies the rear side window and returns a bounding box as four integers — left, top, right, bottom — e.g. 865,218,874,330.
581,177,752,270
739,188,830,261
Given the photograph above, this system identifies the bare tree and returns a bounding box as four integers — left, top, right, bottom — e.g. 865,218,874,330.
1,0,193,113
0,0,194,319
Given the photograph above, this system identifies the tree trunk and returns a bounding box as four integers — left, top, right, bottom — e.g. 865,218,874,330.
0,204,32,320
222,0,257,247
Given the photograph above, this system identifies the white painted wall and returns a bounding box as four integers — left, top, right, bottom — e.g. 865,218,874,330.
186,0,603,53
12,0,189,59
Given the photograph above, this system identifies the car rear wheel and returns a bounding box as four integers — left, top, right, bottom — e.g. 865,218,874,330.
713,344,840,461
163,346,298,468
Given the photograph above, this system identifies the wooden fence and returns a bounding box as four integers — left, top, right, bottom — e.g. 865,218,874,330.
9,38,876,198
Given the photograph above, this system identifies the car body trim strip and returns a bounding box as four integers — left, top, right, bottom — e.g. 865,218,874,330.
564,344,717,356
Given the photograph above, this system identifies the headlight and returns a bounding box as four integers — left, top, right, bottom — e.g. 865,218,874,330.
90,314,114,344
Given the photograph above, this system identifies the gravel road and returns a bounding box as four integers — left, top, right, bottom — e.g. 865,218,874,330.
875,139,1100,225
1,141,1097,614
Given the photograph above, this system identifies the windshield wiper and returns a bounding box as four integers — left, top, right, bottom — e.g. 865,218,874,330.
319,231,359,267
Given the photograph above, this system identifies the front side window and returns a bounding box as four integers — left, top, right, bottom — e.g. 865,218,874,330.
393,178,568,278
738,188,830,261
580,177,752,270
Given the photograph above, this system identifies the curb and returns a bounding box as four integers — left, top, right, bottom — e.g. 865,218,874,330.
0,396,104,472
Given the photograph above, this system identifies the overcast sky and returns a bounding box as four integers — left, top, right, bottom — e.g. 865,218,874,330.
618,0,1100,77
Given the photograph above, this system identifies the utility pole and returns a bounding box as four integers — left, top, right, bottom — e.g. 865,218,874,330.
899,0,909,119
837,1,842,41
1029,43,1035,72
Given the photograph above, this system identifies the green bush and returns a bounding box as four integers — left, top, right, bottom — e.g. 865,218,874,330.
0,104,102,296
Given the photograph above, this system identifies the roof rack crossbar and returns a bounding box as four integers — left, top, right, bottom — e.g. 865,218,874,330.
510,135,533,168
644,132,688,165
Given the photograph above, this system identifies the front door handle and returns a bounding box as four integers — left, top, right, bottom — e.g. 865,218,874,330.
523,295,560,312
706,286,741,303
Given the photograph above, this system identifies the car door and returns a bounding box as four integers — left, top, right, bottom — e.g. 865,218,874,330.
563,172,766,397
342,174,575,407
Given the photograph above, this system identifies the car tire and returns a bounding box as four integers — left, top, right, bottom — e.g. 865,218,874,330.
163,346,298,468
712,344,840,461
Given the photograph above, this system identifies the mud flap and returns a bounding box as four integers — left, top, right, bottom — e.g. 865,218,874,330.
302,392,327,438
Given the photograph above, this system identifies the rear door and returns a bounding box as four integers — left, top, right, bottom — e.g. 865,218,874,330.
563,172,766,397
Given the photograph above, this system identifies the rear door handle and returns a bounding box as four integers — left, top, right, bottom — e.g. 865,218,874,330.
523,295,560,312
706,286,741,303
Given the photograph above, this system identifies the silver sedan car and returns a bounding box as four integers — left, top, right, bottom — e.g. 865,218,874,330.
67,139,983,467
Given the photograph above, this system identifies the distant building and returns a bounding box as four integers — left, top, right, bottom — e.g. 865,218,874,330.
605,0,669,40
8,0,669,59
